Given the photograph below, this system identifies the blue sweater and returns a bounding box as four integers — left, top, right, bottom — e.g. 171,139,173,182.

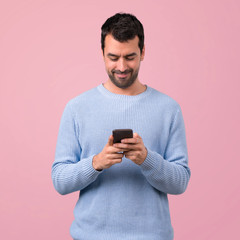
52,84,191,240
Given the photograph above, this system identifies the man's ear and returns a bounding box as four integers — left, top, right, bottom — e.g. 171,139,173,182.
140,45,145,61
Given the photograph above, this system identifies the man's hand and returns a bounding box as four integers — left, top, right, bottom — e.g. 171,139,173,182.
113,133,148,165
92,135,124,171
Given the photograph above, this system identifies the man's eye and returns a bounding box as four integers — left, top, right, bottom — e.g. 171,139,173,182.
110,58,118,61
126,58,134,61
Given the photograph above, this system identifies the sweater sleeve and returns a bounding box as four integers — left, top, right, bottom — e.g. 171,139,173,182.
51,102,102,195
140,107,191,195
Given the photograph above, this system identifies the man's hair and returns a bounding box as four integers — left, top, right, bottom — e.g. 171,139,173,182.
101,13,144,54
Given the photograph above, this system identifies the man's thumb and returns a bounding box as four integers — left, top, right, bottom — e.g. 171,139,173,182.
107,135,114,146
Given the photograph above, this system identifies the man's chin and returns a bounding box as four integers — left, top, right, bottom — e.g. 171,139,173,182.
108,73,138,89
111,81,130,89
114,82,129,89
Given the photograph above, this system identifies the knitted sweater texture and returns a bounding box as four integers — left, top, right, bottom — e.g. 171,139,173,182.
52,84,191,240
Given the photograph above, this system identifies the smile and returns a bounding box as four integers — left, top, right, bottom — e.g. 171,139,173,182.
115,73,129,78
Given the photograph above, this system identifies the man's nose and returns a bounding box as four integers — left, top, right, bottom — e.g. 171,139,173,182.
117,58,127,72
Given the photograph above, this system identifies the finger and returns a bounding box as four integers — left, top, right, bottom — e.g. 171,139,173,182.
120,138,139,144
108,153,124,159
133,132,142,139
109,146,130,153
112,143,136,151
110,158,122,165
107,135,114,146
124,153,136,161
124,150,134,156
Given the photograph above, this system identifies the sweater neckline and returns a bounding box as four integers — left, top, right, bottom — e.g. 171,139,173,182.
97,83,152,100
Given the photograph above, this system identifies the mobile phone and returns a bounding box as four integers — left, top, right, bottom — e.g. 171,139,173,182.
112,129,133,144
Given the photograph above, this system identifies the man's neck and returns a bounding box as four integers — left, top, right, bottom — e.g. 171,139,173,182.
103,79,147,96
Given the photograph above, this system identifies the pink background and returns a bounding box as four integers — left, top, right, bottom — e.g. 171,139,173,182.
1,0,239,239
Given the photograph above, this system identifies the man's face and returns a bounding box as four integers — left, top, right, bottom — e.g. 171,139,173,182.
102,34,145,89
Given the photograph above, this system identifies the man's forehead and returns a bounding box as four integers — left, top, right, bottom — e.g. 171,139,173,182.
104,34,140,54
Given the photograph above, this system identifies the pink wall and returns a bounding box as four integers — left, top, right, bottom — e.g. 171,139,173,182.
1,0,239,239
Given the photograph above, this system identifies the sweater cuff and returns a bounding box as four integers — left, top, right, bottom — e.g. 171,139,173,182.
140,148,163,172
79,154,103,179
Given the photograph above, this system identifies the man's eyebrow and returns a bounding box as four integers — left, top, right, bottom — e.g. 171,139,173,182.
107,53,119,57
107,52,137,58
125,53,137,57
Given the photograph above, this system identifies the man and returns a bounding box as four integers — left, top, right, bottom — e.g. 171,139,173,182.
52,13,191,240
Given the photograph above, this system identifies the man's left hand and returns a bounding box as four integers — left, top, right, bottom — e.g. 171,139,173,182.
113,132,148,165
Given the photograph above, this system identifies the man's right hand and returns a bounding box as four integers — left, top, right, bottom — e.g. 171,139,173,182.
92,135,124,171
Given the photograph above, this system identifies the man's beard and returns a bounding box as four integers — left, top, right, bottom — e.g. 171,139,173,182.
107,68,139,89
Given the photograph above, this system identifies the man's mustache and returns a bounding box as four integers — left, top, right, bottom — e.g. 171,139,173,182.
112,69,132,74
